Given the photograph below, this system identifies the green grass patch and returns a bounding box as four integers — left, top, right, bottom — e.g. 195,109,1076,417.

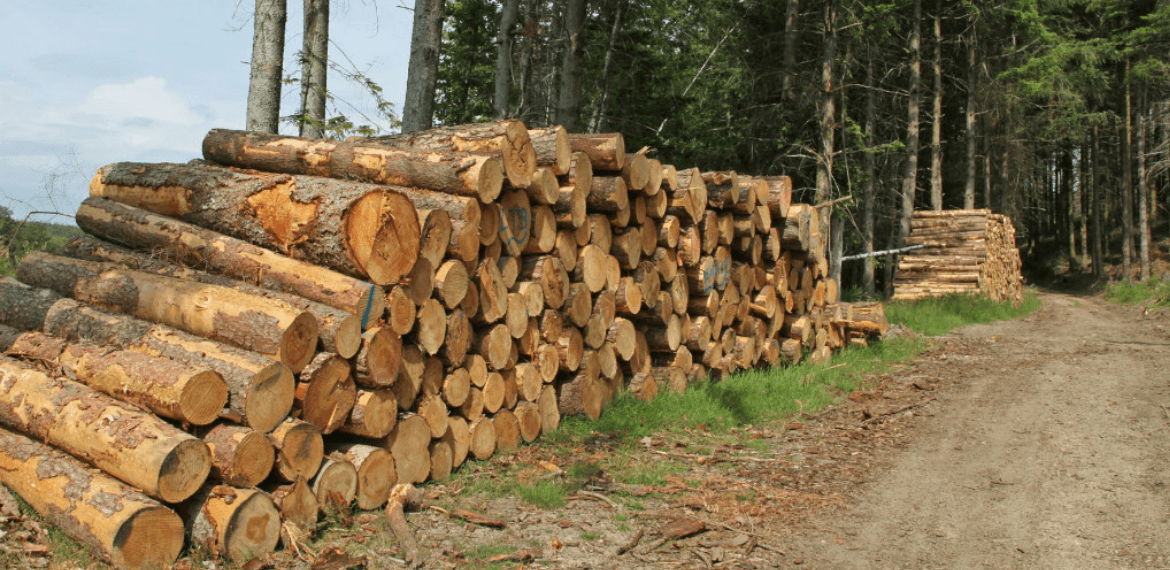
558,337,922,443
1105,279,1170,307
513,479,569,510
886,290,1041,336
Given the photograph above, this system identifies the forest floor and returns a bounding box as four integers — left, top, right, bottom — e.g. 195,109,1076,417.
230,284,1165,569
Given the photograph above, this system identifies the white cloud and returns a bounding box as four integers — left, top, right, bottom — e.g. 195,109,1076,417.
76,77,203,127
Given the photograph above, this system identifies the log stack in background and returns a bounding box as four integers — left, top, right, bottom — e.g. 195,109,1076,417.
892,209,1024,305
0,119,886,565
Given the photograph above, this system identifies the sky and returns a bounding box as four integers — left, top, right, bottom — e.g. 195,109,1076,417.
0,0,415,222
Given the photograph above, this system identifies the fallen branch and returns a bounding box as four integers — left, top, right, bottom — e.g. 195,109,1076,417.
861,398,936,425
575,490,617,508
429,505,507,528
385,484,425,567
643,517,706,552
616,529,644,555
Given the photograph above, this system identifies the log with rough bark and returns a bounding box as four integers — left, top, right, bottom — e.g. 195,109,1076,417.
0,327,227,426
329,442,396,510
268,418,325,483
0,427,185,570
74,198,385,324
29,296,293,432
0,356,211,503
384,413,431,484
296,352,356,434
528,126,572,175
362,119,536,188
200,423,275,488
62,234,363,359
90,161,421,285
587,176,629,212
568,132,625,171
186,485,281,562
18,252,320,373
201,128,505,202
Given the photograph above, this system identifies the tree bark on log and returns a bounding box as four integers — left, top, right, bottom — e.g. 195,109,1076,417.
90,161,421,285
202,129,504,202
0,427,185,570
363,119,535,189
567,133,625,171
0,326,227,428
18,252,320,373
62,234,362,359
35,297,293,433
0,356,211,503
529,126,572,175
74,197,385,324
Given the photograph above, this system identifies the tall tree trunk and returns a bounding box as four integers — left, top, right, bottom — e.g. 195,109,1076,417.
1138,84,1151,282
929,0,943,211
965,28,977,210
298,0,328,139
1122,61,1134,280
402,0,447,133
861,58,876,297
1079,141,1089,273
1092,127,1104,278
556,0,588,132
1063,148,1077,270
816,0,837,226
493,0,522,120
783,0,800,98
898,0,922,251
246,0,287,133
516,0,538,121
589,0,624,133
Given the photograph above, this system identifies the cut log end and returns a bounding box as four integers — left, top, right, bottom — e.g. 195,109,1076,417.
246,363,296,433
118,508,187,570
181,370,231,426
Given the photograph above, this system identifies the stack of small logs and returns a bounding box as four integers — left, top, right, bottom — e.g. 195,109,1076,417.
892,209,1024,305
0,120,885,568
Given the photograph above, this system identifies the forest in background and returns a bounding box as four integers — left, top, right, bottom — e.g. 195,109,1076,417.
390,0,1170,298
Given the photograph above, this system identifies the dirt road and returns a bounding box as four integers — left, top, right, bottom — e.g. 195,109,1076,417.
807,292,1170,569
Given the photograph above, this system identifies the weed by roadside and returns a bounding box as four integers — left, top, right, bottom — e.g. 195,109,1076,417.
1105,279,1170,308
886,290,1041,336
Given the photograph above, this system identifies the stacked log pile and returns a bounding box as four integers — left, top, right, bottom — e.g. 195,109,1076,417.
0,120,886,566
892,209,1023,305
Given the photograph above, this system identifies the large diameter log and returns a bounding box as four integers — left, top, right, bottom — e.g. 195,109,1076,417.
493,409,522,453
0,427,184,570
186,486,281,562
74,197,384,324
200,424,275,488
18,252,320,373
90,161,421,285
498,188,533,254
383,414,431,484
2,329,227,426
202,128,504,202
37,298,293,432
620,153,650,191
361,119,536,188
0,277,60,331
568,132,625,171
0,356,211,503
63,234,362,359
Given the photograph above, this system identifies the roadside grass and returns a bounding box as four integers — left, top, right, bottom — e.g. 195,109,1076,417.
555,336,924,445
1105,279,1170,308
885,290,1041,336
